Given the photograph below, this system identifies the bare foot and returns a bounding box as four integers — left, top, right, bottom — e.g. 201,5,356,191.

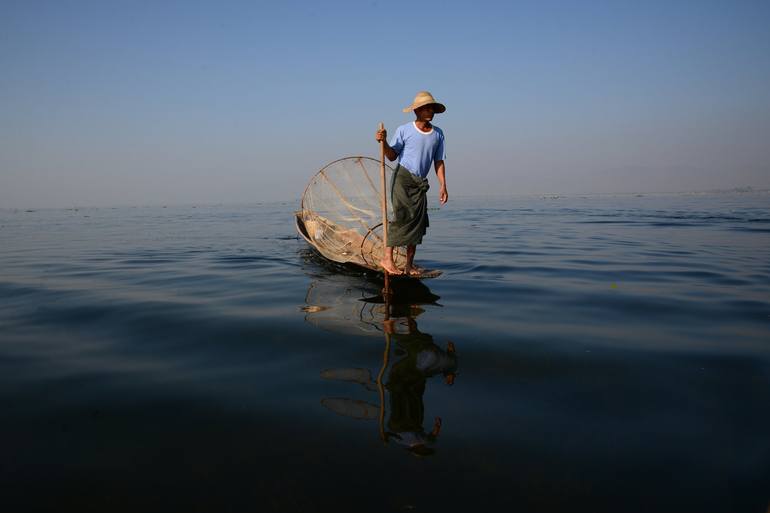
405,264,426,276
404,266,423,277
379,260,402,275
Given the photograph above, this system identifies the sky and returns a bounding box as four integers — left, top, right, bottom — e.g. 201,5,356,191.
1,0,769,208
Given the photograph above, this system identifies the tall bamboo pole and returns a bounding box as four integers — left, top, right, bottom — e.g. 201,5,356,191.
379,122,390,295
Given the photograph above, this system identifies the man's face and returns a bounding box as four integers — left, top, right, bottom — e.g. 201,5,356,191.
415,104,435,121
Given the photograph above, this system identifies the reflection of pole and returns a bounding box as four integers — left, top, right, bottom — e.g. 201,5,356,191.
376,290,391,442
379,122,390,295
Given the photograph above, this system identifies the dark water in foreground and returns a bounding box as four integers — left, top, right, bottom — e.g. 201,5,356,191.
1,193,769,512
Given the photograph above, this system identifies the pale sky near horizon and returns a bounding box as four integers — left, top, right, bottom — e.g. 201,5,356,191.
1,0,769,208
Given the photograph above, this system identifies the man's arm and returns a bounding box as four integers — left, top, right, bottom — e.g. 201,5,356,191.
375,128,399,161
435,160,448,204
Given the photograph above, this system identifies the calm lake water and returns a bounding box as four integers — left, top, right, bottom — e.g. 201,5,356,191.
1,193,769,512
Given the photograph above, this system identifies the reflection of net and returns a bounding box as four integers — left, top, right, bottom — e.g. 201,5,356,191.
296,156,405,269
302,279,384,337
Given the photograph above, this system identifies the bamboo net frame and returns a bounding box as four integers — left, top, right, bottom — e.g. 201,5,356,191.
296,156,406,270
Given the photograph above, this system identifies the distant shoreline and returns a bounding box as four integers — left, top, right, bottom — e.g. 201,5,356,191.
2,187,768,212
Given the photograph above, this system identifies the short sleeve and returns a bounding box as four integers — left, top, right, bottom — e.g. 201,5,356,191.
389,126,405,156
434,131,446,161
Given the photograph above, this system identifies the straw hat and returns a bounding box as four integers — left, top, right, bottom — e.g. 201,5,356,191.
402,91,446,113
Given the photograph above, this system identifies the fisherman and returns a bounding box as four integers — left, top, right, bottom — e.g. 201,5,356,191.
375,91,448,276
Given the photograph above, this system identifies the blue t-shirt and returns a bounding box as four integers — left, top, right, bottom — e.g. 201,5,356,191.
389,122,446,179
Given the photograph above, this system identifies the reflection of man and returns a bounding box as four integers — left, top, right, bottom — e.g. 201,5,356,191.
384,317,457,456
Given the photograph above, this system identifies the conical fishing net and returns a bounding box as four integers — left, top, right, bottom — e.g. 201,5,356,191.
296,156,406,270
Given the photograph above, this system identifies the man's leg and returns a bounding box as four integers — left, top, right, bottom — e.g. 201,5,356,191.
380,246,402,275
404,245,417,275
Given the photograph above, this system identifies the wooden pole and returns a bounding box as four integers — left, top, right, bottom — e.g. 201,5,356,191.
377,126,393,440
379,122,390,295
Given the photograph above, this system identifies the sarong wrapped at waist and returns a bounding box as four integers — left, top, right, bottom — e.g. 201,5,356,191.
387,165,429,247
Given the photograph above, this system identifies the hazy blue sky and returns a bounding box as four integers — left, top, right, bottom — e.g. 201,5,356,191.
1,0,769,207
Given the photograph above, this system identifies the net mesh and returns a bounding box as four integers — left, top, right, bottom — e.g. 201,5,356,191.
296,156,405,270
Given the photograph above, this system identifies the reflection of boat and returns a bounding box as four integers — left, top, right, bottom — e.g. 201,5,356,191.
301,273,384,337
301,271,441,336
295,156,441,278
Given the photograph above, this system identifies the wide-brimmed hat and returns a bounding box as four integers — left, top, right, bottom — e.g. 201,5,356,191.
402,91,446,113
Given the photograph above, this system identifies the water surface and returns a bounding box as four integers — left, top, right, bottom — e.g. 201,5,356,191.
1,193,769,512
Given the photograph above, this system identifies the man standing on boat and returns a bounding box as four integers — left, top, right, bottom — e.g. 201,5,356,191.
375,91,448,276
